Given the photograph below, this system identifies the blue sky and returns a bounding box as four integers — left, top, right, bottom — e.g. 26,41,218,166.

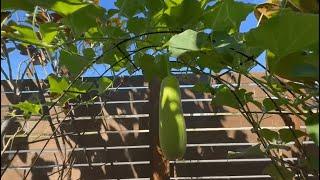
1,0,267,80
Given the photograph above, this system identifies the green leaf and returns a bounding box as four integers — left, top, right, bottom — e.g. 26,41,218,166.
97,77,113,94
1,0,36,12
269,51,319,83
227,144,265,158
166,29,211,57
145,0,163,15
135,54,169,81
196,50,231,72
211,85,239,108
127,17,148,34
115,0,145,17
39,22,59,44
48,0,89,16
202,0,254,32
84,27,103,38
13,100,42,118
246,11,319,58
63,4,106,35
259,128,279,142
1,0,89,17
262,98,288,112
305,113,319,146
48,75,86,104
83,48,96,59
162,0,202,29
264,164,294,180
48,75,70,94
211,85,256,109
3,25,50,47
192,82,214,93
278,129,306,143
59,50,88,77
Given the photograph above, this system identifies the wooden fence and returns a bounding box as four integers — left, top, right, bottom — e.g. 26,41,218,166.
1,73,317,179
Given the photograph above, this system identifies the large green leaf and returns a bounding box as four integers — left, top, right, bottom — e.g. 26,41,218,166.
115,0,145,17
63,4,105,35
2,25,51,47
279,128,307,143
1,0,89,16
135,54,170,81
145,0,164,15
48,75,88,104
306,113,319,146
48,75,70,94
166,29,211,57
259,128,279,142
127,17,148,34
97,77,113,94
39,22,59,44
246,10,319,58
59,50,88,77
13,100,42,119
211,85,256,109
262,98,288,112
268,50,319,83
202,0,254,32
162,0,202,29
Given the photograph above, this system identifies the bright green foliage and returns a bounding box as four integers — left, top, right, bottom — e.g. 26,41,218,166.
159,75,187,160
59,50,88,77
97,77,113,94
39,22,59,44
3,25,50,47
63,4,105,35
1,0,89,16
13,101,42,119
246,11,319,58
162,0,202,29
202,0,254,32
166,29,211,57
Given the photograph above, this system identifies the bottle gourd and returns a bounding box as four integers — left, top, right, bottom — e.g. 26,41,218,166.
159,75,187,160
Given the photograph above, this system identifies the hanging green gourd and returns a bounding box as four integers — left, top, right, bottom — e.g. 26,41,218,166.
159,75,187,160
